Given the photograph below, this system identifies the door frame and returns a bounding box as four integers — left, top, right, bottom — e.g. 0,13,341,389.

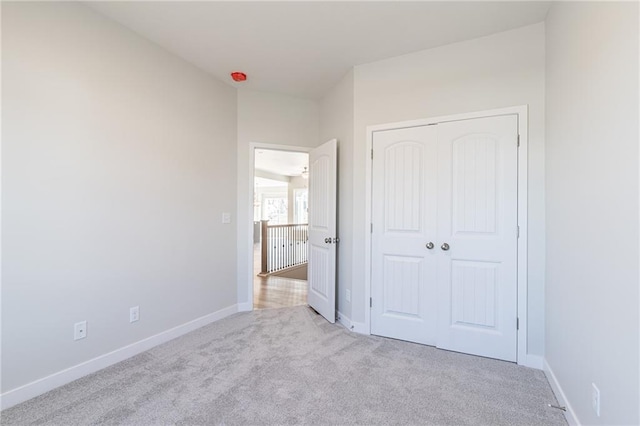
244,142,312,311
364,105,529,365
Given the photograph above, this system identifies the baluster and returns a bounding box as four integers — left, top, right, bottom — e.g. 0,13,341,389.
273,226,276,272
278,226,281,271
285,226,288,268
279,226,282,270
304,225,308,263
269,226,274,272
267,226,271,273
288,225,291,268
299,225,302,265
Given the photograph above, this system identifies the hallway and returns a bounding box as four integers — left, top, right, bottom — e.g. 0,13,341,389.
253,244,307,309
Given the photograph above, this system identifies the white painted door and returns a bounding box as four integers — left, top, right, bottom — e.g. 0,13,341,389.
370,115,518,362
436,115,518,362
371,126,438,345
307,139,337,323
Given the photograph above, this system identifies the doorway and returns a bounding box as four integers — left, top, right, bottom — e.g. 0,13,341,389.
253,148,310,310
367,108,528,363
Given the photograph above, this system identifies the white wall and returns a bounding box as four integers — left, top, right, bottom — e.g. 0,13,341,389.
319,70,355,320
236,90,319,306
350,24,546,354
2,2,238,393
545,2,639,424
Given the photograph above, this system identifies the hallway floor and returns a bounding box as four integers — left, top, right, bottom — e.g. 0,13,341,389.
253,243,307,309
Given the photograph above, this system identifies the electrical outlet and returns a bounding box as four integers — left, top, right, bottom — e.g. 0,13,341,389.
345,289,351,303
592,383,600,417
130,306,140,323
74,321,87,340
221,212,231,224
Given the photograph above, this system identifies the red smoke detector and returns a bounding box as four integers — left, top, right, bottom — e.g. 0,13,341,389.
231,72,247,82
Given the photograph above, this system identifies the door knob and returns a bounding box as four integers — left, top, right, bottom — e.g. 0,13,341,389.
425,242,434,249
441,243,450,251
324,238,331,244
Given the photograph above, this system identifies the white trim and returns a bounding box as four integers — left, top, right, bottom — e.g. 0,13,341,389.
544,358,581,426
336,311,352,330
364,106,529,365
0,304,239,410
350,321,368,335
243,143,312,311
523,354,544,370
336,311,368,334
515,105,529,367
237,302,253,312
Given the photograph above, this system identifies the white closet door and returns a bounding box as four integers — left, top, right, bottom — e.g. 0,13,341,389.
435,115,518,362
307,139,337,323
371,126,438,345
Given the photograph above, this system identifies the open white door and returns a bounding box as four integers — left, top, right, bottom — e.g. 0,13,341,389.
307,139,337,323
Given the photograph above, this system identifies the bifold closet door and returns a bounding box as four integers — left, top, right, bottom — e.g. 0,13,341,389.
370,125,438,345
435,115,518,362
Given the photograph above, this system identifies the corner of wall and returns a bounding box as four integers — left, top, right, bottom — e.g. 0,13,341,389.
543,359,580,426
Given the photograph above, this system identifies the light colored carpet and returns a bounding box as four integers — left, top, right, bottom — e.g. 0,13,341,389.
2,306,567,425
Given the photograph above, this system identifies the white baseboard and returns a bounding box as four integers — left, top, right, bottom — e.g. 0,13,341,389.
336,311,353,330
335,312,368,336
522,354,544,370
0,304,240,411
237,301,253,312
350,320,368,335
544,358,580,426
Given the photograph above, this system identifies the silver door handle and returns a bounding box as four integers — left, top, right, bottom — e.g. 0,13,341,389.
441,243,450,251
324,238,331,244
425,242,434,249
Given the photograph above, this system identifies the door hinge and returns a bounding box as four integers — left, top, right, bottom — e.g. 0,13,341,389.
517,134,520,147
517,226,520,238
370,297,372,308
371,149,374,160
370,223,373,233
517,317,520,330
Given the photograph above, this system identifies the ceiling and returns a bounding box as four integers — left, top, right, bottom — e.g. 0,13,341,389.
255,149,308,177
87,1,551,100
